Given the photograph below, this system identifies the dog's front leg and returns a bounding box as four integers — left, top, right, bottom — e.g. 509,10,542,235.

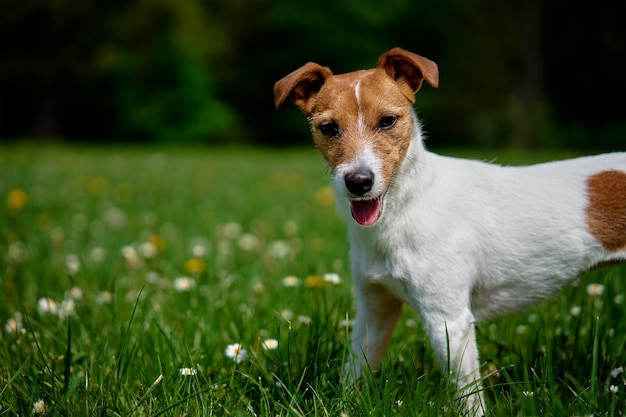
343,282,403,384
420,306,486,416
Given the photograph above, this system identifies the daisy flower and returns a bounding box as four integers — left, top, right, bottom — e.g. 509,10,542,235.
280,309,293,320
238,234,259,251
37,297,60,315
32,399,46,415
268,240,292,259
8,241,23,263
174,276,196,292
190,238,210,257
90,246,107,263
96,291,114,305
179,367,197,376
65,254,81,276
219,222,242,239
225,343,248,363
586,283,605,296
323,273,341,285
262,339,279,350
282,275,300,287
283,220,298,236
60,298,76,318
297,315,312,325
138,242,158,259
121,245,143,270
5,313,25,335
67,286,84,301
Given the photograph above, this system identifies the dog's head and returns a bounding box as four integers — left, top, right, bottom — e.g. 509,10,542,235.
274,48,438,226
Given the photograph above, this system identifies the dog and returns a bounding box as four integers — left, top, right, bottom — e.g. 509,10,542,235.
274,47,626,415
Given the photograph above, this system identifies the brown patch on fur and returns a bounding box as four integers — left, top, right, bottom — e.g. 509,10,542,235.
377,47,439,101
358,71,414,187
274,48,439,192
586,170,626,252
308,72,367,171
307,69,415,190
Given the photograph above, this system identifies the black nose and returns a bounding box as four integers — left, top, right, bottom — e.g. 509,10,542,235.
345,170,374,196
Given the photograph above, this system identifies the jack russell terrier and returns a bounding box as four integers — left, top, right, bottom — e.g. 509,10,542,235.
274,47,626,415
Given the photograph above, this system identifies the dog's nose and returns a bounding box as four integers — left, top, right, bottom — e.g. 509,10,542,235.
345,170,374,195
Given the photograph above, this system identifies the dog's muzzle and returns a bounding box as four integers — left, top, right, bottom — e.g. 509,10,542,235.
344,169,383,226
345,169,374,196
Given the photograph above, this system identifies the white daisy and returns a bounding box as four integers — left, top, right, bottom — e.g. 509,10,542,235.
65,254,81,276
173,276,196,292
4,313,25,335
262,339,279,350
37,297,59,315
179,367,197,376
586,283,605,296
323,273,341,284
32,399,46,415
96,291,114,305
282,275,300,287
225,343,248,363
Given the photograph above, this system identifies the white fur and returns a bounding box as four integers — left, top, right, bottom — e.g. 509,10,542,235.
355,81,366,135
340,111,626,415
334,144,385,200
273,51,625,416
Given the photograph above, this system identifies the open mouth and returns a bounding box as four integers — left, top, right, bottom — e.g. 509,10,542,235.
350,195,384,226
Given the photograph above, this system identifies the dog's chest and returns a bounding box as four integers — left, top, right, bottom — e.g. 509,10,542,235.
348,224,426,301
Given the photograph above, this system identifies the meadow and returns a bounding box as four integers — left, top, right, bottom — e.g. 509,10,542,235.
0,143,624,416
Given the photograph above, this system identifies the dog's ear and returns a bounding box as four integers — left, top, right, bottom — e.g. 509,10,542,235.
377,48,439,102
274,63,333,115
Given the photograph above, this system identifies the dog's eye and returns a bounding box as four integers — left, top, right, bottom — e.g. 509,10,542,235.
319,121,342,139
379,115,398,130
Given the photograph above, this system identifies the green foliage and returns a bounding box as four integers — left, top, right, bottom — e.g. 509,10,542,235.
111,1,239,143
0,143,625,415
1,1,624,148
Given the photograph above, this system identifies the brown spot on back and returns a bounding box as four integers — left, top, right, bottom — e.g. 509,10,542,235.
586,170,626,252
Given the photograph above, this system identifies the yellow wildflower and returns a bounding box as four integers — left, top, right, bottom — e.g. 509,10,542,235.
315,186,335,207
148,234,166,252
7,189,28,211
184,258,206,275
305,275,325,289
87,176,109,197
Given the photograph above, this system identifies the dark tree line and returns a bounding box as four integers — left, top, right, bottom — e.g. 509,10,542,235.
1,0,624,149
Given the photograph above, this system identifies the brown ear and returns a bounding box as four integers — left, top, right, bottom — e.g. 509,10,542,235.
274,62,333,115
377,47,439,103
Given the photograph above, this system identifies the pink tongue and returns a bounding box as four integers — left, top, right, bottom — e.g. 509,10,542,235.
350,198,381,226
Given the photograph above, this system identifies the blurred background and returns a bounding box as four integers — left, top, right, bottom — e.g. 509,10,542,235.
1,0,624,149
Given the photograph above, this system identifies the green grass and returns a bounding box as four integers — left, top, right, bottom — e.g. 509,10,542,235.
0,142,624,416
